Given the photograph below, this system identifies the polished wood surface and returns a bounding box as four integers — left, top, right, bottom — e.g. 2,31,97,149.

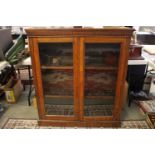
26,27,134,37
26,28,134,127
38,120,121,127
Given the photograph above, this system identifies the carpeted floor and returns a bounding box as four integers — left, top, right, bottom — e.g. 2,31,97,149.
2,118,151,129
0,106,8,118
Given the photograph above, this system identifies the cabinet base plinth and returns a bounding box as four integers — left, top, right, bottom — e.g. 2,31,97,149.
38,120,121,128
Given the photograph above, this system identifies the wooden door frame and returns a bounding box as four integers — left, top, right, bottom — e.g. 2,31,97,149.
79,37,130,121
30,37,79,121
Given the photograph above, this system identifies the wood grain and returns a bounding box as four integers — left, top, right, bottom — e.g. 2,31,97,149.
26,28,134,37
26,28,134,127
38,120,121,127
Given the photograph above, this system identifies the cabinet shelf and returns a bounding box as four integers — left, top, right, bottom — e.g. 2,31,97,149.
85,96,114,99
45,95,73,98
45,95,114,99
41,66,117,71
86,66,117,71
41,66,73,70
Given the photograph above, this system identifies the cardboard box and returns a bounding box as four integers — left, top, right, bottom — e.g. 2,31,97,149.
4,79,23,103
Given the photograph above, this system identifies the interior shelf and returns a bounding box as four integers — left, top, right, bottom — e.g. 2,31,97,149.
86,66,118,71
85,96,114,99
41,66,73,70
41,66,117,70
45,95,73,98
44,95,114,99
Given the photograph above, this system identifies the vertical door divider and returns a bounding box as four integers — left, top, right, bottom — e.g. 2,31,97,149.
73,37,80,120
79,38,85,120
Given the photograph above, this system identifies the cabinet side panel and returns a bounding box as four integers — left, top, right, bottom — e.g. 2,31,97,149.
29,38,45,119
28,38,41,118
113,37,131,120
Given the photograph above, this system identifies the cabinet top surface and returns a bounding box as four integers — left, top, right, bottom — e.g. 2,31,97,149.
25,27,134,37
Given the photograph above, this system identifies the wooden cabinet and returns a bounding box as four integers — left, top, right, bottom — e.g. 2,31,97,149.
26,28,134,127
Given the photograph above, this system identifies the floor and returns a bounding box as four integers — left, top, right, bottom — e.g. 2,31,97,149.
0,87,38,128
121,102,145,120
0,86,145,128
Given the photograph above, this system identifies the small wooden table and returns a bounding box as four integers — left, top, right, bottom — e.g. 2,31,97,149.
15,57,33,106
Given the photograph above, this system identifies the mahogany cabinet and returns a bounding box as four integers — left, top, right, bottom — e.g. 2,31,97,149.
26,28,134,127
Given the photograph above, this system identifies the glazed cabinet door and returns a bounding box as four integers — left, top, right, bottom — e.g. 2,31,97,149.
32,38,79,120
79,37,128,121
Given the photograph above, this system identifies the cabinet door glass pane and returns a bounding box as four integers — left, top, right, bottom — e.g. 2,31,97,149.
85,43,120,67
45,98,74,115
39,43,73,66
39,43,74,116
42,69,73,96
84,43,120,117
